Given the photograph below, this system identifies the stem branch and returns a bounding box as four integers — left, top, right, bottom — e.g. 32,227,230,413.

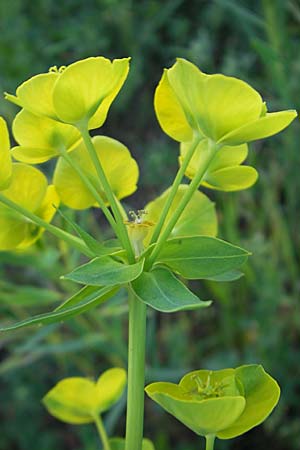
149,135,202,245
94,414,111,450
205,434,216,450
0,193,93,256
147,140,218,266
79,127,135,262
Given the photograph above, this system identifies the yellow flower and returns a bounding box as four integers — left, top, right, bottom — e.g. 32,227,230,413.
11,109,81,164
155,58,297,145
0,116,12,190
0,164,59,250
43,368,127,424
5,56,130,130
180,140,258,191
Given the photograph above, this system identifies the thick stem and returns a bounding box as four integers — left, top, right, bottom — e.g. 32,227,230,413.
0,193,93,257
147,140,219,267
125,291,147,450
149,134,202,245
79,127,135,262
205,434,216,450
94,414,111,450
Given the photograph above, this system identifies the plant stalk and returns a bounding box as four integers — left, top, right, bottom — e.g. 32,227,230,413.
94,414,111,450
125,290,147,450
0,193,93,256
58,148,118,236
205,434,216,450
149,134,202,245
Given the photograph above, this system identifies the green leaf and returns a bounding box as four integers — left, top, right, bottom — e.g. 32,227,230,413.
217,365,280,439
56,208,123,257
55,285,102,311
63,256,144,286
109,437,155,450
156,236,250,279
0,285,118,332
131,267,211,312
206,269,244,282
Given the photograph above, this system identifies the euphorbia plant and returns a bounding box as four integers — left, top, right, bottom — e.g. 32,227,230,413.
0,56,297,450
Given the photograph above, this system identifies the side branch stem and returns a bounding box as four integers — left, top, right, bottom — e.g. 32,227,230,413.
59,148,118,236
79,127,135,262
149,135,202,245
147,140,218,266
125,291,147,450
94,414,111,450
205,434,216,450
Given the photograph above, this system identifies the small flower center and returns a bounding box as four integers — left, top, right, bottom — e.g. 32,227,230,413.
189,372,227,400
49,65,66,74
124,210,154,257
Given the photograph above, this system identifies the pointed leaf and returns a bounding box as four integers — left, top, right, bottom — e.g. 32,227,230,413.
63,256,144,286
156,236,250,279
0,286,118,332
206,269,244,282
131,267,211,312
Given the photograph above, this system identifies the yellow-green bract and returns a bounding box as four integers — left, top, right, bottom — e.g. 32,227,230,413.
0,167,59,251
180,140,258,192
145,365,280,439
155,58,297,145
43,368,127,424
0,117,12,190
5,56,130,131
53,135,139,209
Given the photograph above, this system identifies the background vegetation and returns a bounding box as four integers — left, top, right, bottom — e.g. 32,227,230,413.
0,0,299,449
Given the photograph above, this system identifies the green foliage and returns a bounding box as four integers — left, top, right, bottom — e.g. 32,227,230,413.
63,256,144,286
0,1,299,450
131,267,211,312
155,236,249,279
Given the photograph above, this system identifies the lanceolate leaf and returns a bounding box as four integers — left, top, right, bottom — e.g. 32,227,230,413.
55,285,102,311
63,256,144,286
0,285,118,332
206,269,244,282
156,236,250,279
131,267,211,312
56,208,123,257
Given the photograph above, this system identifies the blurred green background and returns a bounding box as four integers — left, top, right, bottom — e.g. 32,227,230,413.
0,0,299,449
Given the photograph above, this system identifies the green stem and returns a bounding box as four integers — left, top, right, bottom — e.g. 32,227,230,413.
205,434,216,450
79,126,135,262
58,148,118,237
0,193,93,257
147,140,219,266
125,290,147,450
94,414,111,450
149,134,202,245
